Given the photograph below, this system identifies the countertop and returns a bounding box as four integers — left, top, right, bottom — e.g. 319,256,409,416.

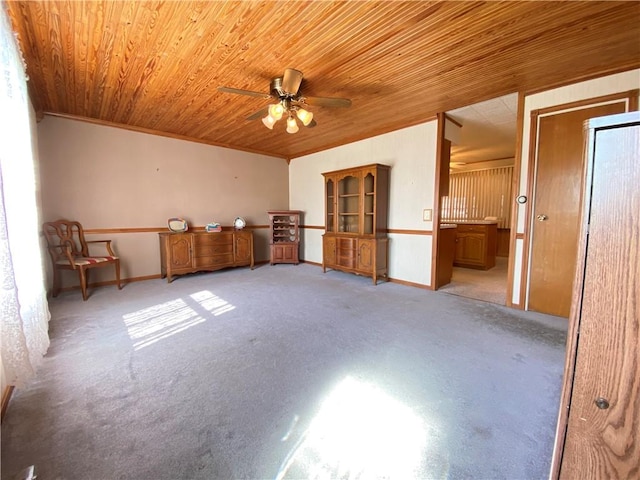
442,220,499,225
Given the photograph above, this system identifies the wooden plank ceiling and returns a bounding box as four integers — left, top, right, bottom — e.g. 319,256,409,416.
7,1,640,159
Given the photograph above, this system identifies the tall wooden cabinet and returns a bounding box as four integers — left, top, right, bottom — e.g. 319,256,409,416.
159,230,254,283
268,210,301,265
322,163,390,284
551,112,639,479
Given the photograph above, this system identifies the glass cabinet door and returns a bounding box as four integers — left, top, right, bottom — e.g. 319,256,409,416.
337,173,360,233
363,172,375,234
325,178,335,232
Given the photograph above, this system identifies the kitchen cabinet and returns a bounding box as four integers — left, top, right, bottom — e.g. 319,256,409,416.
437,224,457,287
453,222,497,269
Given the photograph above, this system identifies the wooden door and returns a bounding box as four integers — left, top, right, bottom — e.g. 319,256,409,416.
528,102,625,317
558,113,640,479
357,239,373,271
455,233,485,265
325,177,336,233
233,232,252,264
322,235,336,269
168,234,192,268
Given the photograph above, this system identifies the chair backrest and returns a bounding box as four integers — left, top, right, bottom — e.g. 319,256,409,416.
42,220,89,262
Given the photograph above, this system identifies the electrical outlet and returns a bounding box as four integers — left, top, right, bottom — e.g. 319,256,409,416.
423,209,432,221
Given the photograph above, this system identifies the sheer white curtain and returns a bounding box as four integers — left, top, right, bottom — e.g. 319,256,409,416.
1,3,50,387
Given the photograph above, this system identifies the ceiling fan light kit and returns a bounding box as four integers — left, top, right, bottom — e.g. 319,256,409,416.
296,107,313,126
218,68,351,134
286,115,299,134
262,114,277,130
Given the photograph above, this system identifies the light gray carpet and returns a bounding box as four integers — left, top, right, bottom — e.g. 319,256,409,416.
439,257,509,305
1,263,567,480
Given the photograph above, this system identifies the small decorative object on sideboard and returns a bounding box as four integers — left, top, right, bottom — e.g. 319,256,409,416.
233,216,246,230
167,217,188,232
205,222,222,232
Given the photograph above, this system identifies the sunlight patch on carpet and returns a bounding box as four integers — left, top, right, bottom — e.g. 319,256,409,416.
122,290,235,350
276,376,439,479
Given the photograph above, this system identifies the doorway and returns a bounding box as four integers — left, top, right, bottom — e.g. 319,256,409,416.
436,94,518,305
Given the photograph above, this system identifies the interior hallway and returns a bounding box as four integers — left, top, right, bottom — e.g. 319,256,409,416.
439,256,509,305
2,263,566,479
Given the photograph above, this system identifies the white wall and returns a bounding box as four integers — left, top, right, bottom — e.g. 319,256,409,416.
511,69,640,305
37,116,288,288
290,121,438,287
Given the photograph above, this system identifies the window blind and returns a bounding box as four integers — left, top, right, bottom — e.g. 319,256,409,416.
441,166,513,229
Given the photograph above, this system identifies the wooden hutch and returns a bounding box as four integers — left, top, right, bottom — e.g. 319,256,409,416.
322,163,390,284
268,210,301,265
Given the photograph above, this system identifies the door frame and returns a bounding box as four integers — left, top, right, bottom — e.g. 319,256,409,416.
514,90,638,310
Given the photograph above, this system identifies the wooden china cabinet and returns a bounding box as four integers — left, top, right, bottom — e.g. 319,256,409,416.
322,163,390,284
268,210,301,265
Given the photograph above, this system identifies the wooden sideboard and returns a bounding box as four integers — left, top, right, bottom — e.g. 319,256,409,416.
453,222,497,270
159,230,254,283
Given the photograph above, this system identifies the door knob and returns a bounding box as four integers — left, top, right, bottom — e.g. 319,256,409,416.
536,214,548,222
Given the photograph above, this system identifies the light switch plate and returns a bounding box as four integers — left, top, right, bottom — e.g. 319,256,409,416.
423,209,433,221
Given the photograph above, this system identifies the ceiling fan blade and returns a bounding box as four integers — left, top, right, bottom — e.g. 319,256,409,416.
304,119,317,128
246,106,269,121
302,96,352,108
218,86,271,99
281,68,303,95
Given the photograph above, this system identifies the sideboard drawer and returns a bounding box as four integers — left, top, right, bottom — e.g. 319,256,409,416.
194,233,233,246
194,244,233,257
194,254,233,268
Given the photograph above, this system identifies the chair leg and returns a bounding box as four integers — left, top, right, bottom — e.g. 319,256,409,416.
78,267,88,301
115,259,123,290
51,267,61,297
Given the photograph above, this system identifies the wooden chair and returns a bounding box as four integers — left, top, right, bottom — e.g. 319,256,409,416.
43,220,123,300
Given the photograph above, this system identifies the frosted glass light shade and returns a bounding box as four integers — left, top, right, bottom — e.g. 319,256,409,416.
286,116,299,134
296,108,313,126
269,103,285,121
262,114,277,129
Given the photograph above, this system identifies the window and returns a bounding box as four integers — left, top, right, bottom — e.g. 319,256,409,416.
441,166,513,229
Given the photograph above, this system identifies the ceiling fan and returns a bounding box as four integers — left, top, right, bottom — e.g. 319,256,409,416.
217,68,351,133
